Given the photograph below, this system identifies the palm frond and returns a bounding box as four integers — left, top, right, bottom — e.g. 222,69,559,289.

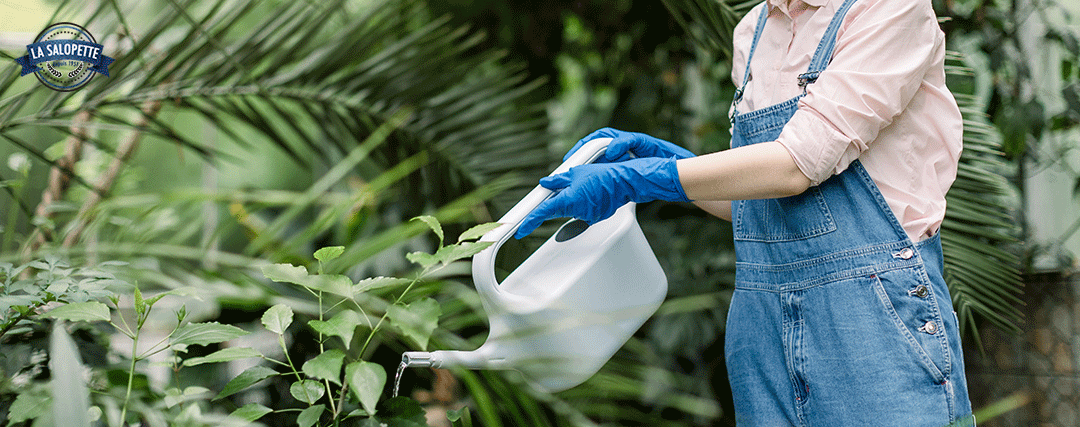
660,0,746,59
942,64,1026,346
2,0,552,256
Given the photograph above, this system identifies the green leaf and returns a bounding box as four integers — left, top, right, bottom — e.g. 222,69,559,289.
171,322,248,348
44,301,111,322
308,310,362,350
306,274,355,299
297,404,325,427
7,391,49,424
346,360,386,416
133,286,146,317
143,292,171,310
164,388,184,409
261,304,294,334
408,241,493,270
356,417,383,427
215,366,278,400
261,263,312,286
405,251,439,270
314,246,345,263
354,276,412,294
302,349,345,385
447,407,472,426
262,264,355,298
436,241,494,265
413,215,443,245
164,387,211,408
290,379,325,404
229,403,272,423
183,347,262,367
458,222,500,242
387,297,441,351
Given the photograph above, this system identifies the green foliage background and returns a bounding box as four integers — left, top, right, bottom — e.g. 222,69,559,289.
1,0,1077,425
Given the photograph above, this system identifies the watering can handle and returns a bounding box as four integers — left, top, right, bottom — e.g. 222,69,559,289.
471,137,612,294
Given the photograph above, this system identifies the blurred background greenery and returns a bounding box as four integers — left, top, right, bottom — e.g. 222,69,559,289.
1,0,1078,425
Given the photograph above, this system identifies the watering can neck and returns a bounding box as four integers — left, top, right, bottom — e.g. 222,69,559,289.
402,348,508,370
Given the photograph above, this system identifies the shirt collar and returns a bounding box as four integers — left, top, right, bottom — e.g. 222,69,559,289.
767,0,828,11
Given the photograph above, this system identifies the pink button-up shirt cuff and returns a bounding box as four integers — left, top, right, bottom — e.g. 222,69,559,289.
775,109,852,186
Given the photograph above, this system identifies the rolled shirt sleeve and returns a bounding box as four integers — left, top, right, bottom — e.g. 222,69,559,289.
730,0,962,240
776,0,945,186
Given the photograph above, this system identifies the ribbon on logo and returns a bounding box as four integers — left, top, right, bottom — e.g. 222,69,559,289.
15,39,115,77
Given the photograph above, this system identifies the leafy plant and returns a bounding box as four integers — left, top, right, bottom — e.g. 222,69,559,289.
939,0,1080,270
0,256,120,339
2,218,496,427
939,51,1025,349
188,216,498,426
1,257,249,426
1,0,554,423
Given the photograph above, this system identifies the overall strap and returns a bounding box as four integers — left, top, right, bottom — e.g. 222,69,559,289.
798,0,860,89
733,5,770,106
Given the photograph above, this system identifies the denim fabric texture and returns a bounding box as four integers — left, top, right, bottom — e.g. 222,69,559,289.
724,0,974,425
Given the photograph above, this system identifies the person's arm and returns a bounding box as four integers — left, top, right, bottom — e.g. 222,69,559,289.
693,200,732,221
513,140,807,238
772,0,945,186
678,140,810,202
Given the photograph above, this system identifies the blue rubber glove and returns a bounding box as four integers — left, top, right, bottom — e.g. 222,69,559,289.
564,128,696,162
515,157,691,239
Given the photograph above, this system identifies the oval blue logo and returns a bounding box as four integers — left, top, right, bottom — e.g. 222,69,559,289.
15,22,115,92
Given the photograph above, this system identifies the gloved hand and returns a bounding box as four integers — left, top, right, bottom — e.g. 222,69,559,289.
515,156,691,239
564,128,696,162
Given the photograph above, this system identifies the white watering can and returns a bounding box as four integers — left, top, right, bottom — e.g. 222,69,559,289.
402,138,668,393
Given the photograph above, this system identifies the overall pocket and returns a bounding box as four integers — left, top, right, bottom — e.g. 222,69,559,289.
733,187,837,242
870,267,951,383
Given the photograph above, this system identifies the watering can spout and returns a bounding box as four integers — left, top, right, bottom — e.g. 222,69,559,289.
402,350,507,370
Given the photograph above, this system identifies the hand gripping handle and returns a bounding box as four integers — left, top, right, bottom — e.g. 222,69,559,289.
470,137,612,296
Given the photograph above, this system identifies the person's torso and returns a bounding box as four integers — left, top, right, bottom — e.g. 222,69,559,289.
730,0,961,242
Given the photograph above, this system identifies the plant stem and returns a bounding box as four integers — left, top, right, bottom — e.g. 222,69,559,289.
136,321,184,360
113,305,135,338
277,333,317,404
334,382,349,420
317,291,338,416
357,308,392,358
279,335,303,382
120,324,141,424
313,291,336,417
356,269,430,357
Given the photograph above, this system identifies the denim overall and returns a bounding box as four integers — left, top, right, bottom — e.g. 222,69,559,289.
724,1,973,425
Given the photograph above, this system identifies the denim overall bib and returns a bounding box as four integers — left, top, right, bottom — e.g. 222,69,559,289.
724,1,973,425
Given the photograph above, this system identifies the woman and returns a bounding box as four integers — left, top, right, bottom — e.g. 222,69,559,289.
515,0,974,425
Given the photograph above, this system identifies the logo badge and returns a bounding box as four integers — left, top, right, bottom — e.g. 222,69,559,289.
14,22,115,92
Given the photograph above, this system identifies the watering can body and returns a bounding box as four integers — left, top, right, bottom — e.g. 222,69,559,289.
404,138,668,393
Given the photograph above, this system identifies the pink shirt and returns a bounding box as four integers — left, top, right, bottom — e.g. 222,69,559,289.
730,0,962,241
